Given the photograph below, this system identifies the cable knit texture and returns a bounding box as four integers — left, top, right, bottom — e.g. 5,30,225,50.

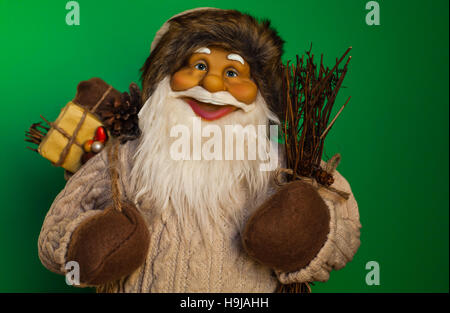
38,140,361,292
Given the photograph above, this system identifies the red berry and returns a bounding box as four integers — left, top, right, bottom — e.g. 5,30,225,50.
94,126,107,142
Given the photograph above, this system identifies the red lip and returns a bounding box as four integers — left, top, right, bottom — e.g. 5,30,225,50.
184,98,236,121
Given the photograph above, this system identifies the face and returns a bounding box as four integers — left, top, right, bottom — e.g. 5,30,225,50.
170,46,258,121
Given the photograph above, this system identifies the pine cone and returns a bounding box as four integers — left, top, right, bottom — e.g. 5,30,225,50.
103,83,142,143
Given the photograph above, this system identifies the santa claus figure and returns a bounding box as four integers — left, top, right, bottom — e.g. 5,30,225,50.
38,8,361,293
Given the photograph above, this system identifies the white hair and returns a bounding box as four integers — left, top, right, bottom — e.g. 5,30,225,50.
130,77,277,244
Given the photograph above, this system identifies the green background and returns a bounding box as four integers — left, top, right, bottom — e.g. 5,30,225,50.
0,0,448,293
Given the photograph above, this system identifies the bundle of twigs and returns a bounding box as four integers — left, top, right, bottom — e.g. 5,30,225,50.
276,281,312,293
25,120,50,152
281,45,352,187
278,45,352,294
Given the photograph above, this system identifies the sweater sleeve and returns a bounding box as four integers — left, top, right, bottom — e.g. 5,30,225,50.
37,150,112,275
275,170,362,284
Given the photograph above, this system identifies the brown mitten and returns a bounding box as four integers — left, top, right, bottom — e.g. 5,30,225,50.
66,202,150,286
242,180,330,272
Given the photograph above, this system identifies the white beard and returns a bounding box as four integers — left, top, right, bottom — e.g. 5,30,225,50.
130,77,278,242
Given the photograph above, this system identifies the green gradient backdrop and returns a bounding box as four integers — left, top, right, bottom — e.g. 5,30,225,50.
0,0,448,293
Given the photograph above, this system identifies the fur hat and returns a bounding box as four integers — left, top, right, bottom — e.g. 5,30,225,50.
140,8,285,118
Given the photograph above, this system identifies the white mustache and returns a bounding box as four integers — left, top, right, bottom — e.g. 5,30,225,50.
169,86,256,113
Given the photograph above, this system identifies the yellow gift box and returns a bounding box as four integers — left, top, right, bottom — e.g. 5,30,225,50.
38,102,103,173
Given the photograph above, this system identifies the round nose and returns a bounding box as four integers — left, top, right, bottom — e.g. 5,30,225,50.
201,74,225,93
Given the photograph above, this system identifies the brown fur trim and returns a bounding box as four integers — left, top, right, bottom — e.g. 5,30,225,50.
140,9,285,118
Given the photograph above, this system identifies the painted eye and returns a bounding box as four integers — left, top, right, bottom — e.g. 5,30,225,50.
226,70,238,78
194,63,207,71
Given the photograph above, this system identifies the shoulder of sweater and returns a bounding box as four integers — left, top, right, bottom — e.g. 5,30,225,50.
116,138,139,171
117,138,139,158
81,138,138,175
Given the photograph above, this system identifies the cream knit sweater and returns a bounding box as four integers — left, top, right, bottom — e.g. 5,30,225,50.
38,140,361,293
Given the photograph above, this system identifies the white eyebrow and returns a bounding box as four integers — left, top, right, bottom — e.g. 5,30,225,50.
194,47,211,54
227,53,245,65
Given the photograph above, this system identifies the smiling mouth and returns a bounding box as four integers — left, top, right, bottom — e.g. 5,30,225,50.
183,97,237,121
